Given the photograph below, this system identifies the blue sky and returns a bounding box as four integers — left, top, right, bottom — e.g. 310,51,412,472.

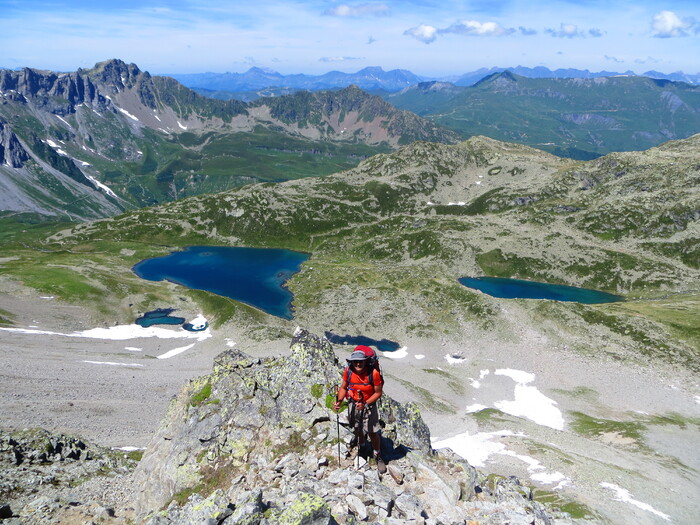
1,1,698,76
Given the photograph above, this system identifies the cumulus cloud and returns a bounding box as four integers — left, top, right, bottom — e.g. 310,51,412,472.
652,10,695,38
545,23,602,38
546,23,582,38
404,19,517,44
404,24,438,44
441,20,515,37
319,56,363,62
604,55,624,63
324,3,389,17
634,56,661,65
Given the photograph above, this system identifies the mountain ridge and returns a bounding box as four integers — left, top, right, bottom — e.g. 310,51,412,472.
167,64,700,95
387,71,700,159
0,59,457,220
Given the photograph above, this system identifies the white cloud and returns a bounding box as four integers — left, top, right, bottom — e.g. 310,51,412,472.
404,24,439,44
405,19,516,44
319,56,363,62
442,20,515,37
547,23,582,38
652,10,694,38
324,3,390,18
604,55,624,64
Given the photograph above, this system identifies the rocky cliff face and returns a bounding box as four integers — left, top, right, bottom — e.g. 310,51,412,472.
0,120,30,168
0,59,458,218
132,329,570,524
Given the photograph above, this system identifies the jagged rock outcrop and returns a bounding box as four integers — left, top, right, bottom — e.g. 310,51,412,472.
0,120,29,167
133,329,571,524
0,428,137,523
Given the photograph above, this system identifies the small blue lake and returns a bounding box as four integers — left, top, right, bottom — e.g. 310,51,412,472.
325,331,401,352
458,277,624,303
132,246,310,320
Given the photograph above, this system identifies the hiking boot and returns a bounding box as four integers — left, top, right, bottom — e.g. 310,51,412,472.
374,452,387,474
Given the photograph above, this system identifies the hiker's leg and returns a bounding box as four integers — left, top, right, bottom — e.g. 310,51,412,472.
367,405,387,473
367,404,381,453
369,431,380,452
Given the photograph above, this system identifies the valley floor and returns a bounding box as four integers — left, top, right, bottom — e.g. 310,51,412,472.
1,288,698,525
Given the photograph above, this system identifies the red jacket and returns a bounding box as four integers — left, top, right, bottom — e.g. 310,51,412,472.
344,367,383,402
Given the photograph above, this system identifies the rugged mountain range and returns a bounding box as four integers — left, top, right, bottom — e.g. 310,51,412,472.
0,59,456,220
387,71,700,159
167,65,700,95
451,65,700,87
169,65,426,93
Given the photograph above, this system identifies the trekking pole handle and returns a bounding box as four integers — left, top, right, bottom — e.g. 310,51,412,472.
356,390,365,409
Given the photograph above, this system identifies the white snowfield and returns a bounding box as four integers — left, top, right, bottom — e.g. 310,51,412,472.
0,315,211,362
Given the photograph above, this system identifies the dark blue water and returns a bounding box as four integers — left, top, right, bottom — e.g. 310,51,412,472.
135,308,186,327
325,331,401,352
132,246,310,319
459,277,624,303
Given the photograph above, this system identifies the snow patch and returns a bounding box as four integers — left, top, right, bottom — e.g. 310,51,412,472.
381,346,408,359
495,368,535,384
55,115,72,128
433,430,571,488
177,121,187,130
117,107,139,121
0,324,211,342
83,360,144,368
188,314,208,330
445,353,466,364
600,483,670,521
494,370,564,430
414,354,425,360
85,175,117,198
157,343,195,360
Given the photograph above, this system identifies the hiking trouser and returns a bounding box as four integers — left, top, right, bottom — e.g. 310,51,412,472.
349,401,380,436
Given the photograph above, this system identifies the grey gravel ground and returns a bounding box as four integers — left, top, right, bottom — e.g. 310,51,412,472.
1,290,698,525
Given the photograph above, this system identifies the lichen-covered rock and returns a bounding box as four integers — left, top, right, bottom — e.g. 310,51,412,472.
132,329,572,524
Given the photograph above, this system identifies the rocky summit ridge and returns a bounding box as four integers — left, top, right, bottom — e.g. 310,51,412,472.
0,59,457,219
131,328,570,524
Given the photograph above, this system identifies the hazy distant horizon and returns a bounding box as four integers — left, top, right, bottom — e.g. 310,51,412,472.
1,1,698,77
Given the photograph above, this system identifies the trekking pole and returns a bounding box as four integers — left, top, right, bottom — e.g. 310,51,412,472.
334,385,341,467
355,391,365,467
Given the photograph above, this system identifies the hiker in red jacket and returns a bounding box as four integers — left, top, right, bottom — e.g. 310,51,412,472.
334,347,386,473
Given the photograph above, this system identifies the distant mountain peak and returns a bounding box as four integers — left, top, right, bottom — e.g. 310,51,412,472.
474,70,519,86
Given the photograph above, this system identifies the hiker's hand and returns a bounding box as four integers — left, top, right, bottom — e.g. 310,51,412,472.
333,400,341,411
356,401,365,411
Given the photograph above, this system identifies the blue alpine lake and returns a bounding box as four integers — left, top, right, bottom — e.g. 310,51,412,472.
135,308,186,327
324,331,401,352
458,277,624,303
132,246,310,320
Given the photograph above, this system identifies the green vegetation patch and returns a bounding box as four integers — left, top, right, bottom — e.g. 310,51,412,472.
190,382,212,407
570,411,646,445
532,489,601,520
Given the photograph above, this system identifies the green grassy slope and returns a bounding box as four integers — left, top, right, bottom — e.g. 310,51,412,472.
2,134,697,371
387,73,700,159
